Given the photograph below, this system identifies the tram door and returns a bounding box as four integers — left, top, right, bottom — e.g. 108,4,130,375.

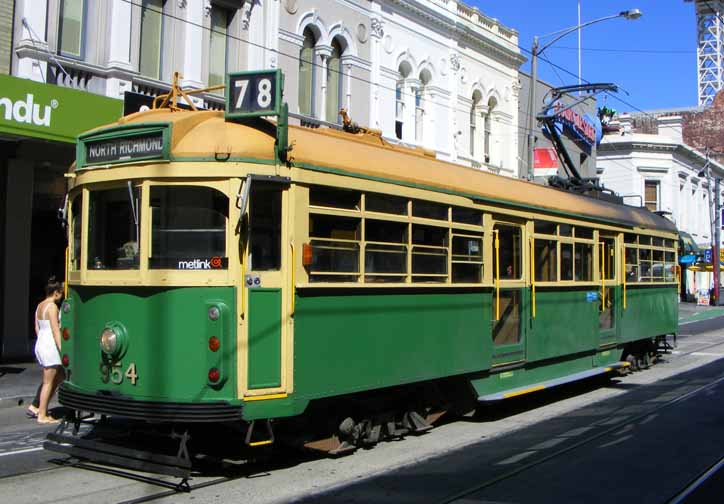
243,179,289,395
598,234,618,347
490,221,527,367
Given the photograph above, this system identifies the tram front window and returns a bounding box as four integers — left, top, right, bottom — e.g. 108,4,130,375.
88,187,140,270
150,186,228,269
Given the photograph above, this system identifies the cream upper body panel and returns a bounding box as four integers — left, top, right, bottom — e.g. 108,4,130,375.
71,109,677,235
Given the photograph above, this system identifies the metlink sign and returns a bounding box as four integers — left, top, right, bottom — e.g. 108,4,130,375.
0,74,123,143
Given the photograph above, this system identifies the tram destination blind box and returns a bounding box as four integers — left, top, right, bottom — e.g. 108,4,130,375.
225,70,283,120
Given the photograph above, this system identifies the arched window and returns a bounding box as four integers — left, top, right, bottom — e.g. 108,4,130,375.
326,38,344,123
395,61,412,140
470,90,482,157
485,96,497,164
298,27,317,116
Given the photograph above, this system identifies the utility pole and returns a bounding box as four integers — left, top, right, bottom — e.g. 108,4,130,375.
715,177,721,305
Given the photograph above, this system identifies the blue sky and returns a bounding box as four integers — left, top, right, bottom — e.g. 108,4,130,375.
473,1,698,112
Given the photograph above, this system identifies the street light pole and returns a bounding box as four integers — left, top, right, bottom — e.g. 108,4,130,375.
526,9,643,180
714,177,721,305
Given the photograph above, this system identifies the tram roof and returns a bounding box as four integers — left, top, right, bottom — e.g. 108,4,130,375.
98,109,676,233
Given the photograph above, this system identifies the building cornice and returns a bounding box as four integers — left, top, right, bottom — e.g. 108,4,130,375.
383,0,526,68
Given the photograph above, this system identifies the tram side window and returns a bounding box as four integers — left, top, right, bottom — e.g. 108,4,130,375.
560,243,573,281
452,234,483,283
534,239,557,282
309,214,360,282
412,225,448,282
493,224,522,279
575,243,594,281
88,187,140,270
625,246,638,281
365,219,407,282
149,186,228,269
600,237,616,280
250,184,282,271
71,195,82,271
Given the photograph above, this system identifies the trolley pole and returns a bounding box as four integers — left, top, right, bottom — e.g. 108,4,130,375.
715,177,721,305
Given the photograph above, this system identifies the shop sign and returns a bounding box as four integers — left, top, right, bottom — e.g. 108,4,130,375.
0,74,122,143
551,102,601,148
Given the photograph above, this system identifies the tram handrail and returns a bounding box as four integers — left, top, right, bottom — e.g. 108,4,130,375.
530,236,536,319
599,242,606,313
290,242,295,317
622,241,627,310
494,230,500,321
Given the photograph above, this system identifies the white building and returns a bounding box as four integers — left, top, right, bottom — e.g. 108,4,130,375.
11,0,525,174
597,115,724,249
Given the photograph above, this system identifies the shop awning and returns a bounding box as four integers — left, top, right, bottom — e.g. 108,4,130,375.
679,231,701,255
680,254,697,265
687,264,724,272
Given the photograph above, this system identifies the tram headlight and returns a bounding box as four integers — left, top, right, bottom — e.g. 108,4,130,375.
100,327,118,354
99,322,128,358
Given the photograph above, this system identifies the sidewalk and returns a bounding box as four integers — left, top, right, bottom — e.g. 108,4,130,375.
0,362,42,410
678,301,724,324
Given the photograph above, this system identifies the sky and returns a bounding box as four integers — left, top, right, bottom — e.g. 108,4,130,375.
473,1,699,113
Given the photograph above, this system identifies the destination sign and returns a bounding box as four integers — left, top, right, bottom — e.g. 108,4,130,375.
85,131,164,165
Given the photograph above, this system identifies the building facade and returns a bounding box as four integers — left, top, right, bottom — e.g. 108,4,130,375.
2,0,523,360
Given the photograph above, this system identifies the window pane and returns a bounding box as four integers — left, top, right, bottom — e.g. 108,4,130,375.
149,186,228,269
624,233,637,244
59,0,83,57
625,246,638,282
601,237,616,280
71,195,82,271
534,221,557,235
412,224,447,281
412,200,447,220
575,243,593,281
250,184,281,270
310,187,360,210
493,224,522,279
452,206,483,226
452,236,482,262
310,214,360,240
366,219,407,244
560,243,573,280
366,193,407,215
365,244,406,275
559,224,573,236
310,240,359,274
576,227,594,239
326,40,342,122
298,29,315,116
452,263,481,283
534,239,557,281
493,290,520,346
88,187,140,270
208,7,228,88
139,0,163,79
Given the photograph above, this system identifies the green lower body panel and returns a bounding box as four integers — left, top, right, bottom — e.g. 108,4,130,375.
61,286,238,405
621,286,678,342
248,289,282,389
293,288,492,401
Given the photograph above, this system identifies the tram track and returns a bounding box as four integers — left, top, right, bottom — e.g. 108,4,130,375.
434,370,724,504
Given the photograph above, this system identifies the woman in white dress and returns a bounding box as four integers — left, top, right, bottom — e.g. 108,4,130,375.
34,277,65,424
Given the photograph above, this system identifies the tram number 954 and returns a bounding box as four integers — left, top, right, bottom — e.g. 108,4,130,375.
226,70,280,118
100,362,138,385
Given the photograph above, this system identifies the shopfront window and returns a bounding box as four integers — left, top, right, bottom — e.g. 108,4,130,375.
88,187,140,270
149,186,228,269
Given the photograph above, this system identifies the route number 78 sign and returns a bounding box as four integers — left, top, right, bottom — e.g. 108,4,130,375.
225,69,283,119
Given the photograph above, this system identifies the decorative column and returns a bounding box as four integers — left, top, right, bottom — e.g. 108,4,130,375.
369,16,384,128
345,62,352,113
181,0,204,89
403,78,419,142
316,45,332,121
448,53,461,161
105,0,134,98
15,0,48,82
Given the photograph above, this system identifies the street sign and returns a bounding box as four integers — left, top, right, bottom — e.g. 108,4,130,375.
705,248,712,263
225,69,282,119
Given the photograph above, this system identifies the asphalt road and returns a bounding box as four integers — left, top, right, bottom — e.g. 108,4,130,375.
0,316,723,503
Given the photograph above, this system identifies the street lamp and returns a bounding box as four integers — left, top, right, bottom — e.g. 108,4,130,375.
526,9,643,180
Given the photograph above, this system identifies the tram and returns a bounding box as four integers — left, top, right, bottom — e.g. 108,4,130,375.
46,70,678,476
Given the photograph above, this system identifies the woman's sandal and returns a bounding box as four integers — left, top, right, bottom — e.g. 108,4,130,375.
37,416,60,424
26,406,39,419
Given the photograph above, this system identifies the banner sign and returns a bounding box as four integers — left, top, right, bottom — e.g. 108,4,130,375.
551,102,601,147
